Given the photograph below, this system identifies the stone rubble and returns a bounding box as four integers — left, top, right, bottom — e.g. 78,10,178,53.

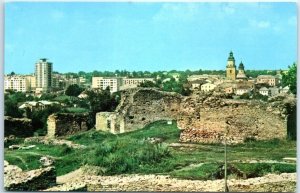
46,171,296,192
4,161,56,191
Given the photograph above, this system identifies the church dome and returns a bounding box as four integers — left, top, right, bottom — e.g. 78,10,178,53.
238,61,245,70
227,51,235,61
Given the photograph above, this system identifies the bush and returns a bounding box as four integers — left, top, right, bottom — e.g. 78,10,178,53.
59,144,73,156
83,138,171,175
234,163,296,178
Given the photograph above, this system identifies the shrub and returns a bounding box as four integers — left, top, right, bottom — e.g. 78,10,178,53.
58,144,73,156
83,138,171,175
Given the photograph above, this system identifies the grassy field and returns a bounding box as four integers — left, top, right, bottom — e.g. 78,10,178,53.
4,121,297,178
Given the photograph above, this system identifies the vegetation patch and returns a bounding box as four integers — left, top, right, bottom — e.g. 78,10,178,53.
4,121,297,178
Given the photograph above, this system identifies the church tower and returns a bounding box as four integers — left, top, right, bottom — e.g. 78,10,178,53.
226,51,236,80
236,61,247,80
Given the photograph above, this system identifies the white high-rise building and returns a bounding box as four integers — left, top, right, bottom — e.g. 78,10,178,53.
35,58,53,92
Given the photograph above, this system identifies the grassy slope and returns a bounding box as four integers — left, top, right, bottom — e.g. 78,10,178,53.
4,120,297,178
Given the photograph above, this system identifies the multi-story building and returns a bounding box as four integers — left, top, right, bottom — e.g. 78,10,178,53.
122,78,154,86
35,58,53,92
256,75,278,86
65,78,80,88
92,77,122,93
4,75,30,92
25,75,36,91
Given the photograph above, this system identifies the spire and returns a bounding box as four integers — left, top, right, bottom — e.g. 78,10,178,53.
227,51,235,61
238,61,244,70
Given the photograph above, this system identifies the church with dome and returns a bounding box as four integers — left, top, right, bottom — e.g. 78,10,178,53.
226,51,247,81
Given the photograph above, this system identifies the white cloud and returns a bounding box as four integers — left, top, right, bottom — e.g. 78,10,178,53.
249,19,271,29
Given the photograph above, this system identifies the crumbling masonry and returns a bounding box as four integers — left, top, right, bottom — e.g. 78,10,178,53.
95,88,296,144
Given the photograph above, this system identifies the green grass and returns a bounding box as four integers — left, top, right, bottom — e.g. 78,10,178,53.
234,163,296,178
170,162,296,180
4,143,82,175
67,129,116,145
65,107,89,113
171,163,222,180
120,120,181,143
4,120,297,178
53,95,71,102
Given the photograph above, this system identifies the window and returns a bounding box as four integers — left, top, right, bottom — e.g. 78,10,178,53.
107,120,111,129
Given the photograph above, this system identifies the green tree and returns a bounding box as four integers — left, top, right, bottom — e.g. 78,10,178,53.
139,81,159,88
282,63,297,95
30,104,62,136
4,100,23,118
65,84,84,97
85,87,119,127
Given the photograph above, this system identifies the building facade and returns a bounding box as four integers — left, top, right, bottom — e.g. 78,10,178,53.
201,83,216,92
25,75,36,91
4,75,30,92
35,58,53,92
256,75,278,86
259,87,270,96
92,77,122,93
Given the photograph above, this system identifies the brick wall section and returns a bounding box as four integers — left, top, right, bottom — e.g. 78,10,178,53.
178,92,296,144
47,113,89,138
95,88,182,133
95,88,296,144
4,116,34,137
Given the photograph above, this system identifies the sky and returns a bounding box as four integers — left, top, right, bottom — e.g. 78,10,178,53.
5,2,297,74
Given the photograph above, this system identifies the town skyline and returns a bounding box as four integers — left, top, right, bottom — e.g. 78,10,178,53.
5,2,297,74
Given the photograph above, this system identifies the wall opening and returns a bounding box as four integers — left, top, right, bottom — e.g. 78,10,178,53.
107,120,111,129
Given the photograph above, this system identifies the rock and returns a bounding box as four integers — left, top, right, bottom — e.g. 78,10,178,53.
19,145,36,150
40,156,54,167
4,161,56,191
8,145,21,150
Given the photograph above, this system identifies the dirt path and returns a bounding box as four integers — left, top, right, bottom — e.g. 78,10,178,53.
48,169,296,192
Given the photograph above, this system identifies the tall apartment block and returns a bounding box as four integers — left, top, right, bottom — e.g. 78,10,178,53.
35,58,53,92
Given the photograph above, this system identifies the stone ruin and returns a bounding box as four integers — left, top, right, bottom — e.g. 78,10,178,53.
95,88,181,133
47,113,89,138
96,88,296,144
4,116,34,137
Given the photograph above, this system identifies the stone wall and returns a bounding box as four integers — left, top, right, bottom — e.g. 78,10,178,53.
4,116,34,137
47,113,89,138
95,88,182,133
179,92,296,143
95,88,296,144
